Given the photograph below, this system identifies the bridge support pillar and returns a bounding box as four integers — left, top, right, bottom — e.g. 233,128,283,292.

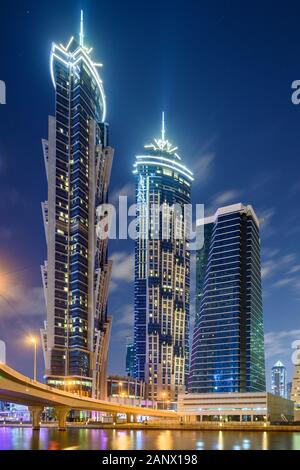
28,406,43,431
55,406,70,431
128,414,138,423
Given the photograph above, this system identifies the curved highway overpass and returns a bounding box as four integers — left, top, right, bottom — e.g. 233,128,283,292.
0,363,177,429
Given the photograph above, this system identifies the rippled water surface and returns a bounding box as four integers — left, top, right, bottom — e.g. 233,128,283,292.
1,427,300,450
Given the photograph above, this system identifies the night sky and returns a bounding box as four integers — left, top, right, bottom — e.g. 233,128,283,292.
0,0,300,390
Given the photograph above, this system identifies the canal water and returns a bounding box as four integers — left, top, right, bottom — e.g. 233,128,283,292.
1,427,300,450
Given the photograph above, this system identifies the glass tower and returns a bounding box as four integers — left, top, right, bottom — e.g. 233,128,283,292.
133,114,193,402
271,361,288,398
190,203,266,393
41,12,114,398
126,337,135,378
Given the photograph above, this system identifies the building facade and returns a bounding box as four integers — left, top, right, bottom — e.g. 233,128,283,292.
271,361,288,399
291,365,300,407
178,392,294,423
189,204,266,393
107,375,145,404
126,337,135,378
41,13,114,399
133,115,193,402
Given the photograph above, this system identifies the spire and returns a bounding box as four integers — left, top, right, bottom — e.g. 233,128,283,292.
161,111,165,141
79,9,84,47
274,360,285,368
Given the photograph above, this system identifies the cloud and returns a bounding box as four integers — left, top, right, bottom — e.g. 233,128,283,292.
261,259,277,279
110,183,135,205
265,329,300,360
0,284,45,318
193,153,215,184
272,277,296,288
115,304,133,327
272,275,300,292
110,251,134,282
290,181,300,194
112,303,134,339
0,227,12,240
251,172,277,192
257,207,276,231
0,155,6,173
0,187,23,209
287,265,300,275
204,189,242,216
262,247,280,259
261,252,298,281
211,190,242,208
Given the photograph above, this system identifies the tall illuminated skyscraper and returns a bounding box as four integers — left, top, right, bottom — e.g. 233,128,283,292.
189,204,266,393
133,114,193,402
40,12,114,399
271,361,288,398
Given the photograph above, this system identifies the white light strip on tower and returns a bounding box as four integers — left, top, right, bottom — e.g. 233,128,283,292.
66,36,74,51
133,160,194,181
50,40,107,122
79,10,84,47
162,111,165,141
136,155,193,176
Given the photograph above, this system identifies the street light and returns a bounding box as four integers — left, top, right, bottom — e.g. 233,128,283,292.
118,381,123,398
28,337,37,382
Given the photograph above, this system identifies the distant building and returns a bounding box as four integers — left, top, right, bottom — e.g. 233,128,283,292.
126,337,135,378
189,204,266,393
0,340,6,364
107,375,145,406
271,361,288,398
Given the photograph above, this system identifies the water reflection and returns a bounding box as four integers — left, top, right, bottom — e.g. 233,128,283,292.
0,427,300,450
217,431,224,450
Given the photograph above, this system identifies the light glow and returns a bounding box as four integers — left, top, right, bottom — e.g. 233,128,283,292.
79,10,84,47
135,154,193,178
133,159,194,181
50,39,106,122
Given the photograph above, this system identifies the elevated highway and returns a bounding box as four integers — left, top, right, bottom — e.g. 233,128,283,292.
0,363,177,430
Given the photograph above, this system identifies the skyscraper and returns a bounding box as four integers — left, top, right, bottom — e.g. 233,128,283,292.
126,336,135,378
133,114,193,402
271,361,288,398
41,12,114,399
189,203,266,393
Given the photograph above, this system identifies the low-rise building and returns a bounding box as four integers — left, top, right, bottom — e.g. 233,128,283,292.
107,376,146,406
178,392,294,423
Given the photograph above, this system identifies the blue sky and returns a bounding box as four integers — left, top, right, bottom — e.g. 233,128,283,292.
0,0,299,390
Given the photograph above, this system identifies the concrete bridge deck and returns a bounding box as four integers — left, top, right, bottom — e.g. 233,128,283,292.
0,363,177,429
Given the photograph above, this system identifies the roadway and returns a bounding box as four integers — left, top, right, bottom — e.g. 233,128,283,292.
0,363,177,429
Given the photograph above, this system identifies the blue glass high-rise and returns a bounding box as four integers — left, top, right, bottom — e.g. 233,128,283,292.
189,204,266,393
